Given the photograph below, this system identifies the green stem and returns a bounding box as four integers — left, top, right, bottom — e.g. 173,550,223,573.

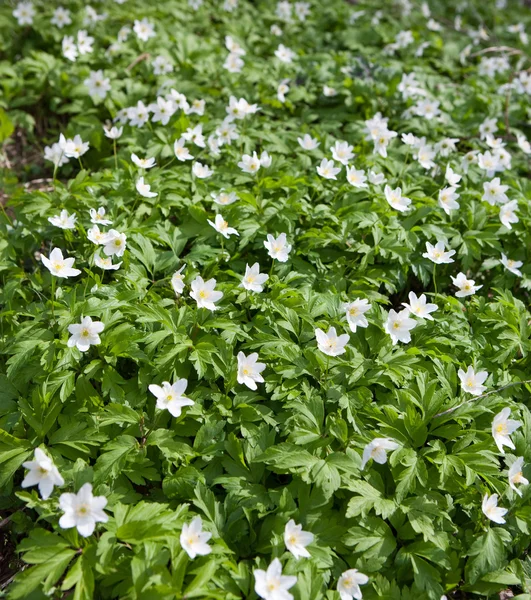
113,140,118,170
50,277,56,324
0,202,12,226
433,263,438,296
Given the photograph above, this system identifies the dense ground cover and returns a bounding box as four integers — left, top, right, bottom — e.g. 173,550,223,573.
1,0,531,598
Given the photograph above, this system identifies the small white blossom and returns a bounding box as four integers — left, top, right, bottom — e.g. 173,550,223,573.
482,494,508,525
458,366,488,396
149,379,194,417
21,448,64,499
315,326,349,357
451,272,482,297
59,483,108,537
180,516,212,559
361,438,399,469
190,276,223,310
237,352,266,390
492,407,522,454
284,519,313,559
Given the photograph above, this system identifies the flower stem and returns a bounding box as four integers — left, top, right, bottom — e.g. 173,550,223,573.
433,263,438,296
50,276,56,324
113,140,118,170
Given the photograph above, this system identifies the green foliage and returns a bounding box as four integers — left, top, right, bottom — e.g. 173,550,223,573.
1,0,531,599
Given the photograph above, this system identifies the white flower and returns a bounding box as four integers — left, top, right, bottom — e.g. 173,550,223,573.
237,352,266,390
384,185,411,212
297,134,320,150
62,35,78,61
445,164,462,187
480,117,498,140
211,189,237,206
416,144,436,170
482,494,508,525
316,158,341,180
277,82,289,103
174,138,194,161
323,85,337,97
508,457,529,497
44,142,68,167
136,177,157,198
331,141,355,165
500,253,523,277
241,263,268,293
133,18,155,41
438,187,460,215
84,70,111,100
500,200,518,229
254,558,297,600
337,569,369,600
21,448,64,499
76,30,94,55
368,170,386,185
435,137,459,157
423,241,455,264
451,272,482,297
492,407,522,454
275,43,296,63
190,276,223,311
361,438,400,470
478,151,503,178
238,152,261,174
128,101,150,127
14,1,36,25
48,209,77,230
89,207,112,225
482,178,509,206
87,225,108,245
224,53,244,75
41,248,81,278
149,379,194,417
413,99,441,120
346,167,367,188
402,292,437,320
226,96,259,120
344,299,371,332
171,266,186,295
225,35,245,55
151,55,173,75
94,253,122,270
216,119,239,144
183,124,206,148
208,214,239,239
461,150,478,173
67,316,104,352
260,151,272,168
315,326,349,357
59,483,108,537
132,154,156,169
264,233,292,263
103,229,127,257
284,519,313,559
180,516,212,559
384,309,417,345
517,134,531,155
373,128,397,158
103,125,122,140
192,162,213,179
62,134,89,159
150,96,175,125
458,366,488,396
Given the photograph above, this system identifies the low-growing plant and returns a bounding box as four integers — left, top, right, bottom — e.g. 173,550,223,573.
1,0,531,599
